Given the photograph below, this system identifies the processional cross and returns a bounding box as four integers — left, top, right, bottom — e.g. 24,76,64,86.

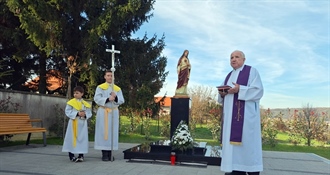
105,45,120,162
106,45,121,71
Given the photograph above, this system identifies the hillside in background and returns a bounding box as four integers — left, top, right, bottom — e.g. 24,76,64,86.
262,107,330,119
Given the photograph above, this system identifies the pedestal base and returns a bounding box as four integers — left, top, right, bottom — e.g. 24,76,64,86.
170,97,190,138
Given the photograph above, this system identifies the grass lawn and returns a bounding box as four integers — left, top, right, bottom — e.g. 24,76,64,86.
1,118,329,160
1,133,329,160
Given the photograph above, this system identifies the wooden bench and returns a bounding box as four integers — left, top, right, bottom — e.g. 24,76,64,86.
0,113,47,146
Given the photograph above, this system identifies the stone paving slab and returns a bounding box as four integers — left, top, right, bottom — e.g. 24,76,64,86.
0,142,329,175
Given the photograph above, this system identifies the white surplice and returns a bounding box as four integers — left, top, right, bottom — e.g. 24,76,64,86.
93,84,124,150
218,65,264,172
62,101,92,154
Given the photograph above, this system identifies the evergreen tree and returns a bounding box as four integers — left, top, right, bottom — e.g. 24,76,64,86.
0,0,39,90
115,35,168,110
5,0,168,112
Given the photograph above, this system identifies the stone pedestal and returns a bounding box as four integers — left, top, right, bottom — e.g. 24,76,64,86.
170,97,190,139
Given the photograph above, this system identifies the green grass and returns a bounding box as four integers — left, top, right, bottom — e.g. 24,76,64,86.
2,135,329,160
2,133,329,160
275,131,327,146
276,132,291,143
1,119,329,160
193,127,214,140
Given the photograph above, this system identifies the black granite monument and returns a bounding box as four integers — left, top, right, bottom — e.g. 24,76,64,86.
170,97,190,138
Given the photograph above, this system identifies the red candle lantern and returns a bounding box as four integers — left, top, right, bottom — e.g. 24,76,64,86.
170,152,176,165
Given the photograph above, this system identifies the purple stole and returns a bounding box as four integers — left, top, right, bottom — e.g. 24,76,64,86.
221,65,251,145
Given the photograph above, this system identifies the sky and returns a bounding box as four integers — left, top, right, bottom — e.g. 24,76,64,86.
131,0,329,109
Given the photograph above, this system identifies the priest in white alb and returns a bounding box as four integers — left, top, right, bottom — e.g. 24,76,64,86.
94,70,125,161
218,50,264,175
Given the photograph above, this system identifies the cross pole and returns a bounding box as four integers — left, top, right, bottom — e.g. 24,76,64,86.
105,45,120,162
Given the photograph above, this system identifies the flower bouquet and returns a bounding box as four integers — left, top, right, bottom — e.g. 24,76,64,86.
171,120,195,152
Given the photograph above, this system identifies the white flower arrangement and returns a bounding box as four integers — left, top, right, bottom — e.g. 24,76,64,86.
171,120,195,151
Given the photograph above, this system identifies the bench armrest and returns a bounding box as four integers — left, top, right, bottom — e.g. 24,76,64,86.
29,119,44,127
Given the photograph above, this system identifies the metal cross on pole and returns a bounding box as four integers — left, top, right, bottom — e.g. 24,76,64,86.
105,45,120,162
106,45,121,70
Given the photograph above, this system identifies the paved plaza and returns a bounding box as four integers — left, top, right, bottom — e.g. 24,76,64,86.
0,142,329,175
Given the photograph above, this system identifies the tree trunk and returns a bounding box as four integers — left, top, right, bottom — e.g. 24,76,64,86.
67,74,72,99
38,53,47,94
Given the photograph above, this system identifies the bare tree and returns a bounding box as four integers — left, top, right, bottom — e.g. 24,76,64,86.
188,85,218,125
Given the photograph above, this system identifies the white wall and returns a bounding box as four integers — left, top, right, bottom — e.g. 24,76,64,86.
1,89,68,130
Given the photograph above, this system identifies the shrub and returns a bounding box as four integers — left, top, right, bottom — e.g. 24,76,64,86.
159,114,170,139
273,115,288,132
206,107,221,141
142,116,151,140
0,96,21,113
48,104,67,138
0,96,21,142
189,115,198,139
261,109,278,147
87,105,97,135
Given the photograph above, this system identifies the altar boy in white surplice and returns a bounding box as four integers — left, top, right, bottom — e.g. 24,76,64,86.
93,70,125,161
62,86,92,162
218,50,264,175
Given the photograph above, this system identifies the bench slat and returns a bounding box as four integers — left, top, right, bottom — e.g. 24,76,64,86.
0,127,46,130
0,129,47,133
0,113,30,116
0,130,46,135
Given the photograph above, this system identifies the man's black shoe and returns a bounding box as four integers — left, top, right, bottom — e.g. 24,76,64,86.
225,171,247,175
102,150,108,161
77,156,84,162
70,157,77,162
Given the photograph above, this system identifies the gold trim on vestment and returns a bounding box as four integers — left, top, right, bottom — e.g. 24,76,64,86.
235,101,242,121
230,141,242,145
100,106,118,140
73,118,78,147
